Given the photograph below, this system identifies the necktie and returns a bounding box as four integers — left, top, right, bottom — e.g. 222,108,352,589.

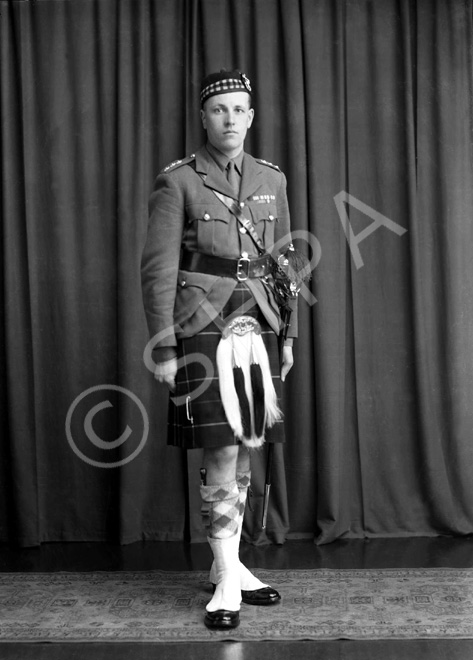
226,160,240,199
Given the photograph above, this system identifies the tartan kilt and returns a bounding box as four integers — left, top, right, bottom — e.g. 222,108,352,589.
168,283,285,449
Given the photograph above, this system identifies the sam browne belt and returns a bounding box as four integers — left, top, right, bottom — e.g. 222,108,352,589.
180,250,272,282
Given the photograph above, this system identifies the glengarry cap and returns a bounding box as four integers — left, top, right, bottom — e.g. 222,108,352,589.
200,69,252,107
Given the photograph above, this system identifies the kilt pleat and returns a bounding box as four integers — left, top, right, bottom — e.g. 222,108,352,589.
168,283,285,449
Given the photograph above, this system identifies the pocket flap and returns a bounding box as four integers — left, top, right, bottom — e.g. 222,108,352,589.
174,269,217,326
176,269,216,292
185,203,230,223
250,204,278,224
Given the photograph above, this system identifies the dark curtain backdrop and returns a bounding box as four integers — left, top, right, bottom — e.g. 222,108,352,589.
1,0,473,547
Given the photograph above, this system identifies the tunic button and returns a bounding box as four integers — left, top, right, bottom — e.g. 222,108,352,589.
181,280,186,287
239,227,247,234
268,214,275,221
240,202,245,208
203,213,210,220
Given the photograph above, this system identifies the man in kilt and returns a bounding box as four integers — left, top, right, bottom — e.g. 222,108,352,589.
141,70,297,629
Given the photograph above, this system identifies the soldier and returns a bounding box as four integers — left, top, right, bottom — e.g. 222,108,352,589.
141,70,298,629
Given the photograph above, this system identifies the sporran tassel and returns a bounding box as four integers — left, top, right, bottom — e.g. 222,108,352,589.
250,362,265,438
233,363,252,439
250,331,281,428
216,334,245,439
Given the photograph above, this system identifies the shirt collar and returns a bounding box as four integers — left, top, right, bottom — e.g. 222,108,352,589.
205,142,244,175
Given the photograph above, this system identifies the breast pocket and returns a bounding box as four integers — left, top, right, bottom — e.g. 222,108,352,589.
248,204,277,248
185,203,231,255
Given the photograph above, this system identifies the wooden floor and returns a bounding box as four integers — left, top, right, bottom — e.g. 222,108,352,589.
1,536,473,659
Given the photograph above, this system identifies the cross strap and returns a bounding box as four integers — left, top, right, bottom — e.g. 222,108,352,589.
197,173,266,255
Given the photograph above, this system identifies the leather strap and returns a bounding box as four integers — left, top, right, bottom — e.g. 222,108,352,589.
180,250,272,281
212,190,266,255
197,172,266,255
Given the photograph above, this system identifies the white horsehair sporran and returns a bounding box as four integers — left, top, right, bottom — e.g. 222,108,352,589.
216,315,281,448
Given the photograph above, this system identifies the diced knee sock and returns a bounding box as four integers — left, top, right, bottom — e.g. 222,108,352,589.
236,470,251,519
200,480,240,539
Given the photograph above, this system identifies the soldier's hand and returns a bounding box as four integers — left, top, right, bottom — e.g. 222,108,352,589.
280,346,294,382
154,356,178,392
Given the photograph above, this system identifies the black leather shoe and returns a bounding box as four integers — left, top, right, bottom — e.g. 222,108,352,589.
241,586,281,606
211,583,281,606
204,609,240,629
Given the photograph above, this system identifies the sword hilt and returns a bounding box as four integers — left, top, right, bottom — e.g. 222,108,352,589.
262,484,271,529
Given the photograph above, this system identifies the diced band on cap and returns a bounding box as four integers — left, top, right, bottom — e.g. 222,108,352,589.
200,70,252,106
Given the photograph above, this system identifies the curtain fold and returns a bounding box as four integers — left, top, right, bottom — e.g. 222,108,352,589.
410,0,473,532
1,0,472,547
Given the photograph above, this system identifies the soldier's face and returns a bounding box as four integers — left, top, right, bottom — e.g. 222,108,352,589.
200,92,254,158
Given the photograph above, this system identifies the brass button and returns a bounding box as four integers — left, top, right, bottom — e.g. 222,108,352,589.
203,213,210,220
181,280,186,287
240,202,245,208
239,227,247,234
268,214,275,221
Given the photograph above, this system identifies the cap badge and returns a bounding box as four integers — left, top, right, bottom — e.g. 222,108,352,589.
241,73,252,92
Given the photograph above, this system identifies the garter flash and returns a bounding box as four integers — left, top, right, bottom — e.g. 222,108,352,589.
216,316,281,448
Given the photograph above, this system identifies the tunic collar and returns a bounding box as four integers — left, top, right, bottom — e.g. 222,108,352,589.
205,142,244,175
194,145,264,201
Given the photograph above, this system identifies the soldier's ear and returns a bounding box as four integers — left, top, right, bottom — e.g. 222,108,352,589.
200,109,207,129
247,108,254,128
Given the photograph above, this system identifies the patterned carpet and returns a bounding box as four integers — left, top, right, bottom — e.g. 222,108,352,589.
1,568,473,642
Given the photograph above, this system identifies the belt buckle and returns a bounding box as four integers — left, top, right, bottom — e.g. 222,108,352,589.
236,252,250,281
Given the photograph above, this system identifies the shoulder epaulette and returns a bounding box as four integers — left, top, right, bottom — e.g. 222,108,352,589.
161,154,196,173
256,158,280,172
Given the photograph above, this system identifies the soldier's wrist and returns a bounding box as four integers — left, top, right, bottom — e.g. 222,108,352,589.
154,347,178,364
